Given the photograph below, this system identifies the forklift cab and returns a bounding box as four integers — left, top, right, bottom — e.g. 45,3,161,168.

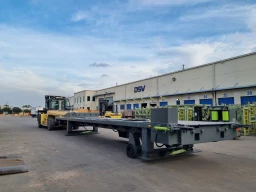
45,95,70,111
99,99,114,116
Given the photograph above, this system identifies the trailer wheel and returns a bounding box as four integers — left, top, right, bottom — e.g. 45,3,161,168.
47,117,55,131
126,143,140,159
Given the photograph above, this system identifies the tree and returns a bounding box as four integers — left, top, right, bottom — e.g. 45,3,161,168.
12,107,22,114
2,107,12,114
22,105,31,108
23,109,31,113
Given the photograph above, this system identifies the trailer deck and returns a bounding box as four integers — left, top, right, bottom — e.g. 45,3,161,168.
56,108,243,160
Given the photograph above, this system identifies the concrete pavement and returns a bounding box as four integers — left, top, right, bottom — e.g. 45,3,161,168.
0,116,256,192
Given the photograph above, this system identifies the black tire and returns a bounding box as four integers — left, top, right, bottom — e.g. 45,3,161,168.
37,115,43,128
47,116,55,131
126,143,141,159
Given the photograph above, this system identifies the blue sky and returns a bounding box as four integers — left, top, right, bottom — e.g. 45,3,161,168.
0,0,256,107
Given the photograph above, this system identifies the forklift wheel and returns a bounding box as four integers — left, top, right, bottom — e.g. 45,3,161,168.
38,122,43,128
126,143,140,159
47,117,55,131
37,115,43,128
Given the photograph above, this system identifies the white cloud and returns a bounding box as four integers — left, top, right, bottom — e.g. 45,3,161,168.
130,0,212,7
71,11,89,22
180,4,256,21
247,7,256,32
151,3,256,74
156,30,256,74
0,67,83,95
1,18,256,105
0,25,158,105
70,7,122,26
1,1,256,106
0,68,75,107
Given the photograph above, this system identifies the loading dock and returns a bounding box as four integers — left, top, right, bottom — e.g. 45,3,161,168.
120,104,125,110
200,99,213,106
150,103,157,107
184,100,195,105
159,101,168,106
133,104,139,109
141,103,147,108
218,97,235,105
126,104,132,110
241,96,256,105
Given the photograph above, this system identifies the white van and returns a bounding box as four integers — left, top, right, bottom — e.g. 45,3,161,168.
30,107,37,118
30,106,44,118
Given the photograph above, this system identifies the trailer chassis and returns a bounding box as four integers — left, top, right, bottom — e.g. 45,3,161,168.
60,119,196,160
56,108,243,160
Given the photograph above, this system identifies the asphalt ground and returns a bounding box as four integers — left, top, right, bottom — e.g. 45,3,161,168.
0,116,256,192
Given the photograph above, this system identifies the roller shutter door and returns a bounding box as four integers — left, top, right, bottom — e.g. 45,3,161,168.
241,96,256,105
200,99,213,106
159,102,168,106
126,104,132,110
184,100,195,105
218,97,234,105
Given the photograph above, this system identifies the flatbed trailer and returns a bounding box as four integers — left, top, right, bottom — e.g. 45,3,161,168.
56,108,244,160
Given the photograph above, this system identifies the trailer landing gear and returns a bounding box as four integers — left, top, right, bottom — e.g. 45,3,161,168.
65,121,99,136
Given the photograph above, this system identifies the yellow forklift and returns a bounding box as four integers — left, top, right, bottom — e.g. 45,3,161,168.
99,99,122,118
37,95,121,130
37,95,72,130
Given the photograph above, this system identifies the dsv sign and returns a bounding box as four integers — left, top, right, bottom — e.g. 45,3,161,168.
134,85,146,93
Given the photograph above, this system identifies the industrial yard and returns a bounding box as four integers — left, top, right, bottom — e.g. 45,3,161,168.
1,116,256,192
1,1,256,192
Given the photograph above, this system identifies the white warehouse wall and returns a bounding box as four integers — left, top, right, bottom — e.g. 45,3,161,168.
73,90,97,109
68,96,74,108
89,52,256,109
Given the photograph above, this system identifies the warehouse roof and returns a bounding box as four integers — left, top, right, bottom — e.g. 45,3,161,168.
74,90,96,94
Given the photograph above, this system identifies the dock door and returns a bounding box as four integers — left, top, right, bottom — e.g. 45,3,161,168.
200,99,213,106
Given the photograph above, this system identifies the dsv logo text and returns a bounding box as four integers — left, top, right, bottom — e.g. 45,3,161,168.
134,85,146,93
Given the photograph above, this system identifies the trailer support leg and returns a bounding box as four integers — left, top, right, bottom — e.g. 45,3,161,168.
141,128,154,160
66,121,98,136
93,126,98,133
66,121,73,135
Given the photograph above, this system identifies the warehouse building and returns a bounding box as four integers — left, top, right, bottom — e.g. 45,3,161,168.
69,90,96,110
71,52,256,111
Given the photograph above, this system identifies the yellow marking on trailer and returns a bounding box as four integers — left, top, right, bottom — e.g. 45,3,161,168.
170,149,186,156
